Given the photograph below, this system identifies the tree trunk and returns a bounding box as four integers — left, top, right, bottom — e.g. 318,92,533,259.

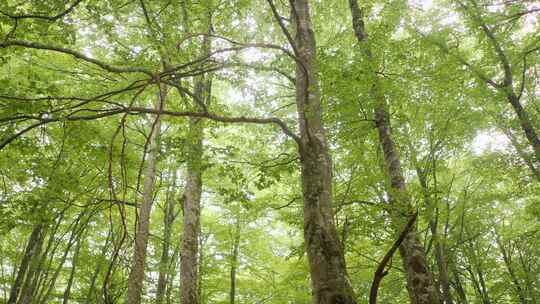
126,85,166,304
17,226,46,304
86,230,111,304
156,173,177,304
507,93,540,163
291,1,356,303
62,237,83,304
417,167,454,304
229,219,241,304
180,102,204,304
7,223,44,304
451,264,468,304
348,1,440,303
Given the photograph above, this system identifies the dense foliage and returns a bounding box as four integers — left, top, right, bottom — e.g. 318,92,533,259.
0,0,539,303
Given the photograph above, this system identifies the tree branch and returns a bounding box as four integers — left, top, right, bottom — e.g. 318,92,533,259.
369,212,418,304
0,0,84,21
0,39,153,76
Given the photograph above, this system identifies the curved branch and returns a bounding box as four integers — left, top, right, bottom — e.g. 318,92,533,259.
369,212,418,304
0,107,301,151
0,0,84,21
0,40,153,76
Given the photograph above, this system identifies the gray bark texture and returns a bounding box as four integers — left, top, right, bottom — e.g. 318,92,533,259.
348,1,440,303
126,85,166,304
292,1,357,303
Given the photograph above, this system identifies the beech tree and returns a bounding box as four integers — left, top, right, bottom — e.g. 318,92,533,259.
0,0,539,304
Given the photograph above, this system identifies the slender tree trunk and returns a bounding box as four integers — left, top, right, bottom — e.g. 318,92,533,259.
290,1,356,303
229,219,241,304
416,167,454,304
348,1,440,303
126,85,166,304
7,224,43,304
477,267,491,304
495,233,528,304
39,212,89,304
451,264,468,304
156,173,177,304
86,230,111,304
62,237,83,304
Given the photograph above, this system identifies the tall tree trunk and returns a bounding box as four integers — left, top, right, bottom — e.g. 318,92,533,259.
416,166,454,304
348,1,440,303
126,85,166,304
180,8,212,301
290,1,356,303
86,230,111,304
39,213,87,304
451,264,468,304
62,236,83,304
229,219,241,304
156,172,177,304
180,94,205,304
7,223,43,304
17,226,46,304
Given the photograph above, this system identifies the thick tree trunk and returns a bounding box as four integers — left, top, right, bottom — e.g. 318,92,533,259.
7,224,44,304
17,226,46,304
229,219,241,304
125,86,166,304
348,1,440,303
156,174,177,304
291,1,356,303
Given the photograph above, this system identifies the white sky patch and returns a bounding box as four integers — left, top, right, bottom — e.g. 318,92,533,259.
409,0,435,11
472,129,510,155
241,47,270,64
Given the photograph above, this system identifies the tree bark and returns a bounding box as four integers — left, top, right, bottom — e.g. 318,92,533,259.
507,93,540,163
417,167,454,304
7,223,44,304
86,230,111,304
17,225,46,304
180,98,204,304
125,85,166,304
290,1,357,303
229,219,241,304
348,1,440,303
451,264,468,304
62,236,83,304
156,172,177,304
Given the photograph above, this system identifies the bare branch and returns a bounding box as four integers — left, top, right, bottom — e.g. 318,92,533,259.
0,39,153,76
